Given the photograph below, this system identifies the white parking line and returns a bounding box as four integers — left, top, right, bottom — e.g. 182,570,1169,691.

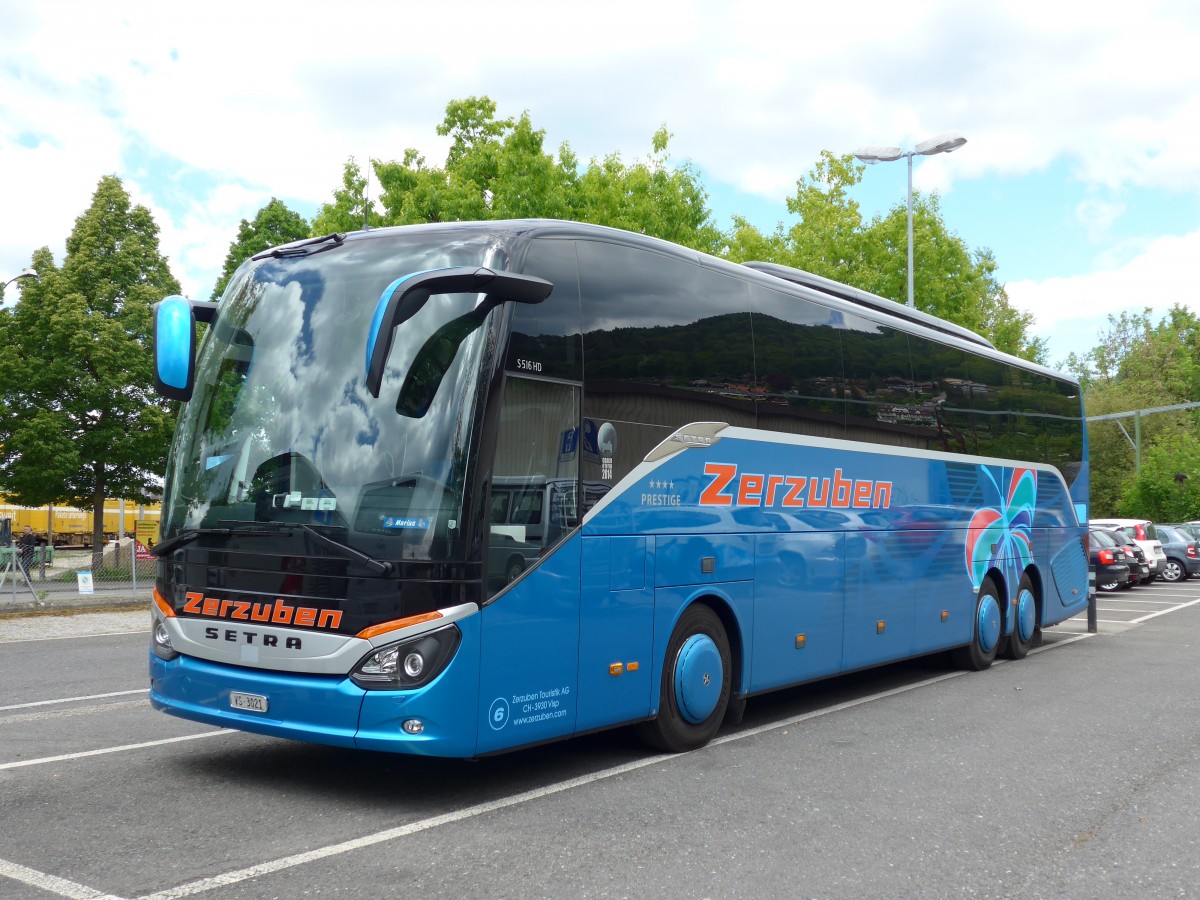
1096,597,1184,605
0,857,122,900
1052,619,1140,628
1132,597,1200,622
0,730,227,772
0,700,148,726
0,689,145,712
1100,608,1168,614
0,629,147,643
0,633,1093,900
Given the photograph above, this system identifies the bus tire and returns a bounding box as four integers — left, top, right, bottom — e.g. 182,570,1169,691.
952,577,1002,671
639,603,731,753
1004,574,1038,660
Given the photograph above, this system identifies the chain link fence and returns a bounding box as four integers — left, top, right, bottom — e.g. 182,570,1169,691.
1,537,153,608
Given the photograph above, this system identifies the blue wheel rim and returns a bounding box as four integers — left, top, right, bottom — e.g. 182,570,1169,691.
1016,588,1036,643
977,594,1001,654
674,634,723,724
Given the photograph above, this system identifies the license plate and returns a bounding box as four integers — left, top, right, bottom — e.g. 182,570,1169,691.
230,691,268,713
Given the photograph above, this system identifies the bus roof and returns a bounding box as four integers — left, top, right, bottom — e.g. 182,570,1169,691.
327,219,1071,384
739,261,995,351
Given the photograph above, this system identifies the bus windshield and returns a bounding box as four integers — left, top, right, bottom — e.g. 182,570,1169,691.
161,230,507,564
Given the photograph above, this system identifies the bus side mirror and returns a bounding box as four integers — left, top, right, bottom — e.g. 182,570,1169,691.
153,295,218,402
365,266,552,398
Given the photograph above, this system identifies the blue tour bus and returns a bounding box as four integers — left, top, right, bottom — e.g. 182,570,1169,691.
148,220,1090,757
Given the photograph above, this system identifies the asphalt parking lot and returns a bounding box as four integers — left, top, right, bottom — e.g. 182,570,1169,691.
1046,578,1200,635
2,582,1199,900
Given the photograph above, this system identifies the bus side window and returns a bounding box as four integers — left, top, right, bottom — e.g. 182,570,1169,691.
840,314,920,449
907,335,974,455
577,241,753,488
746,281,846,439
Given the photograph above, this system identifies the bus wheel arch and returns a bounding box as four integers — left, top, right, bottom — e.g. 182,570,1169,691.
1004,568,1041,660
707,597,748,726
639,598,736,752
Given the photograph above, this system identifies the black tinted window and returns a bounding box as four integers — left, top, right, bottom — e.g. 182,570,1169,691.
840,314,918,447
508,238,582,382
577,240,754,487
907,335,975,454
748,282,845,438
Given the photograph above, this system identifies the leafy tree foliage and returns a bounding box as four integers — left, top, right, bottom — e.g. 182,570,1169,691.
315,97,722,253
0,176,180,563
1118,432,1200,521
310,157,386,235
1071,307,1200,518
313,102,1042,359
722,152,1046,363
211,198,310,299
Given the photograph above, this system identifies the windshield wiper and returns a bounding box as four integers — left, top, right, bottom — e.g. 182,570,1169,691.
215,520,395,576
252,232,345,261
149,525,276,557
294,522,394,576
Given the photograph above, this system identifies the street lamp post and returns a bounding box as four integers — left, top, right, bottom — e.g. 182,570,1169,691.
853,132,967,308
1,268,39,295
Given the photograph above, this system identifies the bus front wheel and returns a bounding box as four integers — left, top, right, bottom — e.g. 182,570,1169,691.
639,604,731,753
952,577,1002,671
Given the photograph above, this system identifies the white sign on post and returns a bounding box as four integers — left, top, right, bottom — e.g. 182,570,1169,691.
77,570,95,594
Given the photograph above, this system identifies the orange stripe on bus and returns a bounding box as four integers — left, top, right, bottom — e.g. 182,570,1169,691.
356,611,443,640
152,588,176,618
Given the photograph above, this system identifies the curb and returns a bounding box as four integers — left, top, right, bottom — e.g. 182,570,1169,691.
0,591,150,617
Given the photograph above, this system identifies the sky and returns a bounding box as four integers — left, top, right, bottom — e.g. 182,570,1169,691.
2,0,1199,371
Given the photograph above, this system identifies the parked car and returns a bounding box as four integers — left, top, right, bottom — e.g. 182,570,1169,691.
1088,529,1130,592
1152,525,1200,582
1171,523,1200,542
1089,518,1167,578
1106,529,1152,585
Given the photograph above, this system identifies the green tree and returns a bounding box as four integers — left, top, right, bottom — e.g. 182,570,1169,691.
1118,432,1200,521
722,152,1046,362
211,198,310,299
1075,307,1200,517
310,156,385,235
0,176,180,568
319,97,721,253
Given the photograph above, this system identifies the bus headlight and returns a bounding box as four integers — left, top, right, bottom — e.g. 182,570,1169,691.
351,625,461,690
151,617,179,661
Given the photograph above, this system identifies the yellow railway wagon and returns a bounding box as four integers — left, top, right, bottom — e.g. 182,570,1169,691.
0,500,161,547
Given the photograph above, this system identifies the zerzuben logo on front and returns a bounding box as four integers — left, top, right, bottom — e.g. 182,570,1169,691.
180,591,344,630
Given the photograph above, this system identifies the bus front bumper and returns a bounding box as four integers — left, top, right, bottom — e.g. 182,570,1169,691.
149,651,479,758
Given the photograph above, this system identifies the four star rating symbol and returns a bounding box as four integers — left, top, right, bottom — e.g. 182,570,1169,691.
648,480,676,490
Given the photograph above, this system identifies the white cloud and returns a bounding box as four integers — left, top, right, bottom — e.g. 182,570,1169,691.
1007,229,1200,365
4,0,1200,317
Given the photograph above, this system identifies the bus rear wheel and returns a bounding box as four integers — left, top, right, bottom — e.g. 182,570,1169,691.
639,604,731,753
952,577,1002,671
1004,574,1038,660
